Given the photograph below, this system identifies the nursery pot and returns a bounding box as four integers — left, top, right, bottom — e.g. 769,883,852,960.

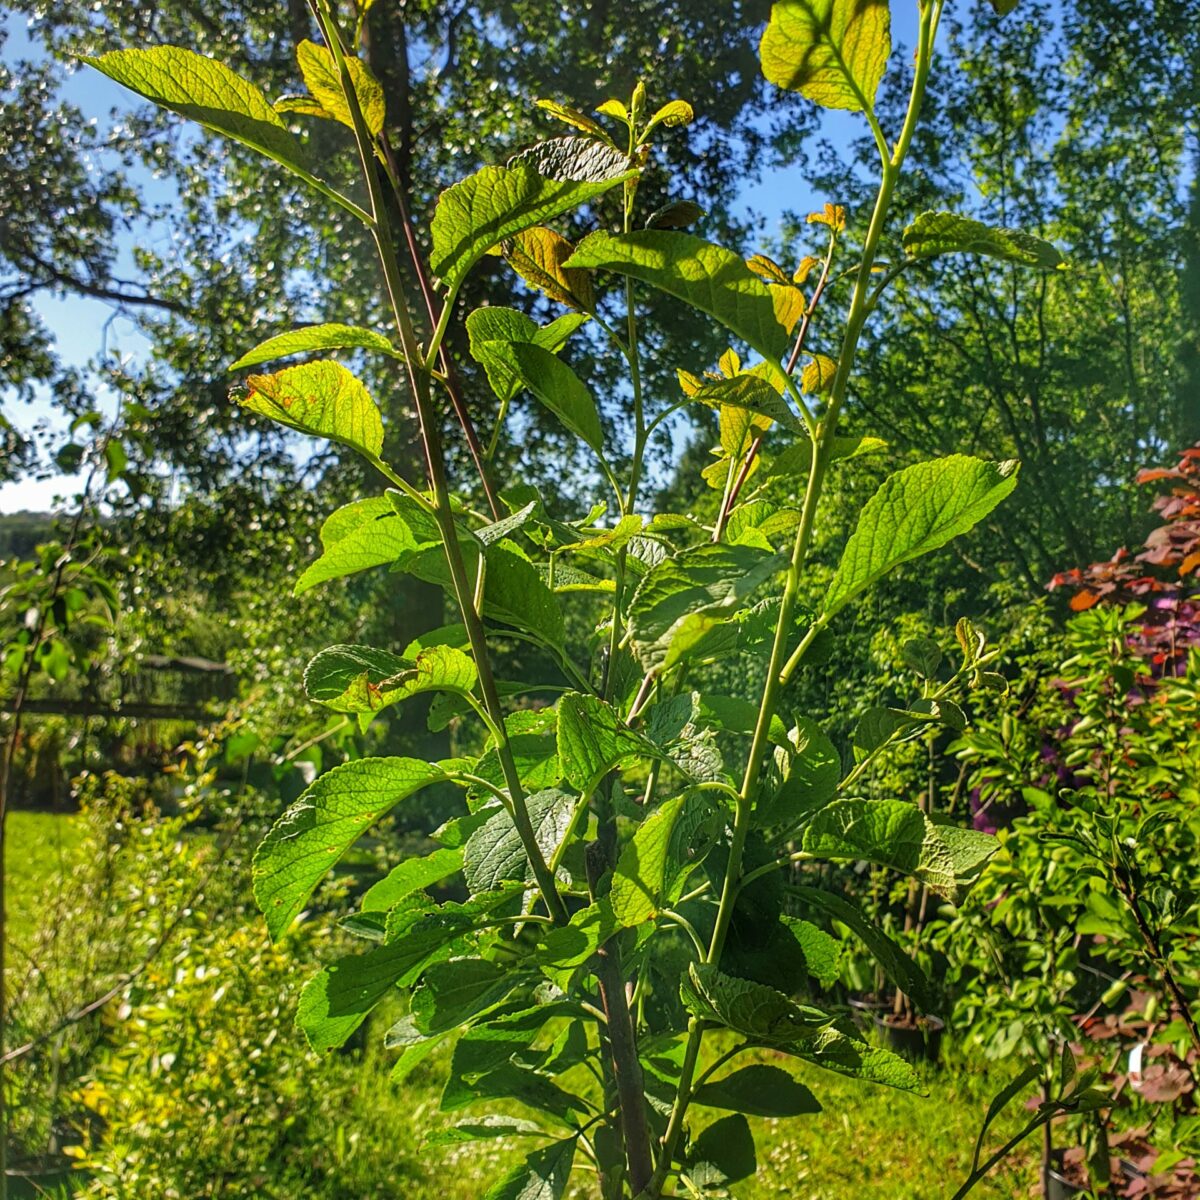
848,995,890,1033
873,1012,945,1062
1045,1168,1085,1200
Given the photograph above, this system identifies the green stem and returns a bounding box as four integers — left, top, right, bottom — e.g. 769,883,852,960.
315,0,565,925
647,8,944,1193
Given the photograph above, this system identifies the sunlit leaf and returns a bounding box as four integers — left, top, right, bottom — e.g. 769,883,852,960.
230,323,398,371
760,0,891,113
903,211,1067,270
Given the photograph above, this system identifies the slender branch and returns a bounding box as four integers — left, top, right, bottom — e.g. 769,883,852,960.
313,0,564,924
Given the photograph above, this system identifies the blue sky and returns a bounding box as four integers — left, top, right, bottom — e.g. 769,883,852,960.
0,4,928,513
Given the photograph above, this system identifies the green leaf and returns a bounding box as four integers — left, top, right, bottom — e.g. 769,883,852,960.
361,847,464,911
765,434,887,479
692,1064,821,1117
610,791,722,926
463,789,576,894
988,0,1020,12
475,341,604,454
782,1022,922,1092
780,916,842,988
688,1113,757,1185
230,323,397,371
556,692,665,793
566,230,796,361
645,199,706,230
298,891,518,1050
902,211,1067,270
294,495,438,596
681,963,829,1043
756,717,841,829
482,1138,578,1200
509,135,630,183
305,643,477,725
240,360,384,458
535,98,613,141
82,47,311,174
466,308,589,404
823,456,1019,618
760,0,891,113
430,162,630,291
410,958,521,1035
295,39,385,137
791,885,938,1011
425,1116,546,1148
799,799,999,904
441,1055,588,1121
253,756,447,939
629,543,784,670
688,373,805,433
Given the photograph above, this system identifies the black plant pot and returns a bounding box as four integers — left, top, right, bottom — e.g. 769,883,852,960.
873,1013,945,1062
1045,1168,1085,1200
848,995,889,1033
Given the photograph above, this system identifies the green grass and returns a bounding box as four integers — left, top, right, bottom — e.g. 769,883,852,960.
6,809,84,947
337,1027,1036,1199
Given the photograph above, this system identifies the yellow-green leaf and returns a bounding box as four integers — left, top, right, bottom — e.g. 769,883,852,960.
230,323,398,371
535,98,612,142
645,99,694,134
82,46,310,173
430,162,630,291
504,226,596,310
566,230,795,361
295,39,385,137
760,0,891,113
902,211,1068,270
240,360,383,458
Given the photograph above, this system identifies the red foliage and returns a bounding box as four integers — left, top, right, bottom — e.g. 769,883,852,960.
1048,445,1200,673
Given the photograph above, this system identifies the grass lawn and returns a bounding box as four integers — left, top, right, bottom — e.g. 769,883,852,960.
6,809,85,948
341,1031,1037,1199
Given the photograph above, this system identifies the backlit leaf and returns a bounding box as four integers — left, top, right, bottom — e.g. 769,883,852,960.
902,211,1067,270
823,456,1019,618
505,226,596,310
509,135,630,183
463,789,576,894
230,323,397,370
254,756,447,940
241,360,383,458
83,47,311,173
566,230,795,361
295,39,385,136
760,0,891,113
431,161,630,291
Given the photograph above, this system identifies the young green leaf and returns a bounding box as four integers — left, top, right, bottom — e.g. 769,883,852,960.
760,0,892,113
82,47,311,175
691,1064,821,1117
430,161,630,291
782,1022,922,1092
791,885,938,1012
823,456,1019,618
765,434,887,479
474,341,605,454
230,323,398,371
410,958,522,1035
361,847,465,911
566,230,796,361
253,756,447,939
481,1137,578,1200
687,373,805,433
902,211,1067,270
294,495,438,596
800,798,999,904
304,642,477,724
240,360,384,458
610,791,722,925
535,98,613,142
756,717,841,829
628,542,784,670
294,39,385,136
466,308,589,404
